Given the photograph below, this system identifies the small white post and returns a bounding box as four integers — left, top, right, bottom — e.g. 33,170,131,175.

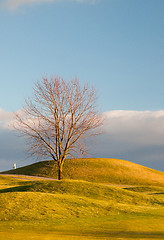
13,163,17,169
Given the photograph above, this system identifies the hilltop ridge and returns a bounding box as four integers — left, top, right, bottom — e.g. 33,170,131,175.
1,158,164,186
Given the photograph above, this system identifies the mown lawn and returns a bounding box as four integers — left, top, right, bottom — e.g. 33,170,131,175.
1,212,164,240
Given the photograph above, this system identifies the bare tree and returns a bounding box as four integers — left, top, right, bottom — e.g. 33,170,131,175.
15,76,103,180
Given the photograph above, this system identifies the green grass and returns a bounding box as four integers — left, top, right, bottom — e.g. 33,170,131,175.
0,158,164,239
1,214,164,240
2,158,164,186
0,178,163,221
11,179,164,205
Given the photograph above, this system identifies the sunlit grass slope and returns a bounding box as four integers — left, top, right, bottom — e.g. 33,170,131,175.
0,176,163,221
2,158,164,186
0,174,164,239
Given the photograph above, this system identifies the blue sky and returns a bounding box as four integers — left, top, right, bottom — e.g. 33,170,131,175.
0,0,164,172
0,0,164,112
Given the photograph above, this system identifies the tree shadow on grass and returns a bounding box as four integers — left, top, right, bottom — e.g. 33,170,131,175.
81,231,164,239
0,185,30,193
150,193,164,195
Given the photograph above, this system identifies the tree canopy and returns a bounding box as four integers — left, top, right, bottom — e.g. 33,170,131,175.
15,76,103,180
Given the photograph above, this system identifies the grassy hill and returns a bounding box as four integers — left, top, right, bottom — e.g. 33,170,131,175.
0,176,163,222
0,158,164,240
2,158,164,186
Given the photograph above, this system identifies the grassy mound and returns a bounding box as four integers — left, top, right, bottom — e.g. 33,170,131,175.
1,159,164,240
0,176,163,221
1,179,160,205
22,180,163,205
2,158,164,186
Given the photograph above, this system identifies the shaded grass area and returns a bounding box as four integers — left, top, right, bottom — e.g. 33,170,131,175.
2,158,164,186
124,186,164,194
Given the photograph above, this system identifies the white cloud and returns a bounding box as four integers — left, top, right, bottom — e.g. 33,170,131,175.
2,108,164,143
0,108,164,172
102,110,164,146
0,108,13,125
0,0,98,11
91,110,164,171
0,0,53,10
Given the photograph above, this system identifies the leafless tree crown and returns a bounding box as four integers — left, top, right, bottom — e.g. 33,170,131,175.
15,76,103,179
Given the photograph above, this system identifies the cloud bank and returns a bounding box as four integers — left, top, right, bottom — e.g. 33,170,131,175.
0,108,164,172
0,0,98,11
91,110,164,171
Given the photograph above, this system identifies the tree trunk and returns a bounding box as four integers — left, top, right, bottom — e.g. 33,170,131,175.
58,165,63,180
